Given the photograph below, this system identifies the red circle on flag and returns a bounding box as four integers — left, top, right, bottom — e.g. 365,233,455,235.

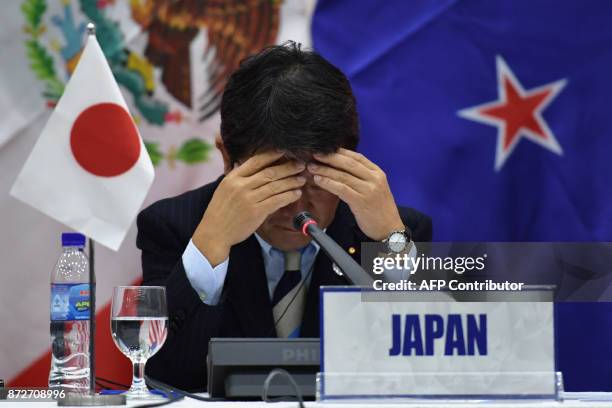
70,103,141,177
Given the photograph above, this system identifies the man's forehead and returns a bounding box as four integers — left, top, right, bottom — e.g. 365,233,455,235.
272,152,315,165
236,148,330,165
251,149,320,164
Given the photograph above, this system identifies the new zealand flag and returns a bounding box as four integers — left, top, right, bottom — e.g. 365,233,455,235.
313,0,612,391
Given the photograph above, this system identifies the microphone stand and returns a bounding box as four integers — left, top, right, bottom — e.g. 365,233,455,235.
293,212,373,286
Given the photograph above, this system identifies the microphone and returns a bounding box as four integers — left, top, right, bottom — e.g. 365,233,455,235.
293,212,373,286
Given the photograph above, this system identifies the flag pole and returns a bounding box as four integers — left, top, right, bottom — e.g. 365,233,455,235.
88,237,96,396
86,21,97,397
57,23,125,406
59,240,124,407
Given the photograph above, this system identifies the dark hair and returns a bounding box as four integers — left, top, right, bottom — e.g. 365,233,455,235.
220,41,359,165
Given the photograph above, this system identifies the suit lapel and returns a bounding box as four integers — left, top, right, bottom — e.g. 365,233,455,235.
224,235,276,337
222,202,362,338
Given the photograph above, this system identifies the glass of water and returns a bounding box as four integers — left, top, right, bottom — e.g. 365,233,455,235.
111,286,168,399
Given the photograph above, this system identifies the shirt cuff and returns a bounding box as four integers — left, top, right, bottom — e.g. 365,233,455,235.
182,239,229,305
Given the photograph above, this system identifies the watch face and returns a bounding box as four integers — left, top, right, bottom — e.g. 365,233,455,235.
388,232,407,253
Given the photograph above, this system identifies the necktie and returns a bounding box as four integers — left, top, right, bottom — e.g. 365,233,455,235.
272,251,306,338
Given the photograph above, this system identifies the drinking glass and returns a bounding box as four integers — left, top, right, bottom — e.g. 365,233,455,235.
110,286,168,399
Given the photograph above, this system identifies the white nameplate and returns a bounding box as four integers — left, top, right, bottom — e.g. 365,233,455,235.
320,287,556,399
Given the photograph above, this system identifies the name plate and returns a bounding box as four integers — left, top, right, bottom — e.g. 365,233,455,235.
319,287,557,400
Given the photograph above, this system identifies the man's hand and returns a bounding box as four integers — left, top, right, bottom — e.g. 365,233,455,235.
307,148,404,241
193,151,306,266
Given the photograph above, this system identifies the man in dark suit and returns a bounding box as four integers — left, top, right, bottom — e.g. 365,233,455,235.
137,42,432,391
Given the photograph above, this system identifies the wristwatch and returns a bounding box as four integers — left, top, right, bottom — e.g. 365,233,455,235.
383,228,411,254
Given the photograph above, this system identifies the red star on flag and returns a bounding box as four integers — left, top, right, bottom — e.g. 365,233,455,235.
458,56,567,171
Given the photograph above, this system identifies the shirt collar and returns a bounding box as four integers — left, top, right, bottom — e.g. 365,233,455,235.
253,232,321,256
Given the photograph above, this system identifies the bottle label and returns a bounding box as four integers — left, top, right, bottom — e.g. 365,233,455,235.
50,284,91,321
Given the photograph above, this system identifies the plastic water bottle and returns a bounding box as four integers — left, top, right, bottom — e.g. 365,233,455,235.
49,233,90,392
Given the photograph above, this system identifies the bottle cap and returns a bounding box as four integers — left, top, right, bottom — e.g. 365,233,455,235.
61,232,86,248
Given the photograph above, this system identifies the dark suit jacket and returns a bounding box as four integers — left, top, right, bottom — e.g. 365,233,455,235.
136,176,432,391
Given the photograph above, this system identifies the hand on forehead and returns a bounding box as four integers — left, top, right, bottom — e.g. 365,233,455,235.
235,149,327,170
264,154,324,187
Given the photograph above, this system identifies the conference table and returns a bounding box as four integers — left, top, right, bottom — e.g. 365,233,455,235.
5,393,612,408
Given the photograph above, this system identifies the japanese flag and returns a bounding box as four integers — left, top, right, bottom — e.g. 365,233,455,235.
10,32,154,251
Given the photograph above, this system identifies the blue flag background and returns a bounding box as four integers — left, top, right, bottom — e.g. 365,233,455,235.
313,0,612,391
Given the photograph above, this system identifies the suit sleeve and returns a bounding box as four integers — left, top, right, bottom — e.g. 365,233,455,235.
403,207,433,242
136,205,224,392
